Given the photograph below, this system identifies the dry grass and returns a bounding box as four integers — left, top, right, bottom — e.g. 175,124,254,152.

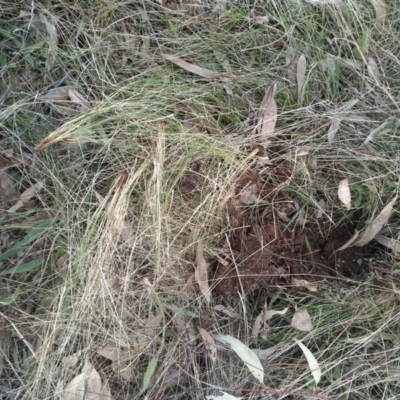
1,0,400,399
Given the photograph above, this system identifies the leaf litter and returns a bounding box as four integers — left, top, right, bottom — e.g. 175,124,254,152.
196,239,211,304
294,339,321,385
213,334,264,384
291,309,313,332
256,82,278,147
356,195,398,247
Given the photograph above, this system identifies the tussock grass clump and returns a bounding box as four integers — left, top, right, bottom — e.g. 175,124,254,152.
1,1,400,399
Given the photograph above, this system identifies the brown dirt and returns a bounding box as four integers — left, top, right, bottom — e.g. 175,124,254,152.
212,169,386,298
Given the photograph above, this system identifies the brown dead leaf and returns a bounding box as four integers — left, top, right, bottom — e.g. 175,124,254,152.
162,53,221,79
63,360,111,400
375,235,400,253
372,0,386,27
62,351,82,369
256,82,278,146
291,278,318,292
111,360,134,382
199,328,217,366
253,344,281,360
327,118,341,144
8,180,45,213
297,54,306,103
291,309,313,332
214,304,240,319
238,183,259,205
356,195,398,247
0,171,18,203
338,179,351,210
68,89,91,111
97,343,120,362
307,155,317,173
40,14,58,71
196,240,211,304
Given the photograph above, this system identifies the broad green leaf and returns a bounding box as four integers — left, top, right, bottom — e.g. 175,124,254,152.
0,286,20,305
0,258,42,276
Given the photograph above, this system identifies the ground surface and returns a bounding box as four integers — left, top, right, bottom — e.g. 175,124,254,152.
1,1,400,400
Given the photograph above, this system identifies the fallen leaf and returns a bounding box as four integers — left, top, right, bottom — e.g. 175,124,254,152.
63,371,85,400
371,0,386,27
334,230,360,253
253,344,281,360
40,14,58,71
238,183,259,205
196,240,211,304
8,180,45,213
62,351,82,368
256,82,278,146
0,171,18,203
291,278,318,292
356,195,398,247
162,53,221,79
199,328,217,365
97,343,120,361
255,16,269,25
291,309,313,332
68,89,90,111
294,339,321,385
253,307,288,338
63,360,111,400
142,357,157,391
375,235,400,253
213,334,264,383
363,118,394,146
214,305,240,319
297,54,306,103
206,392,243,400
338,179,351,210
367,56,380,81
327,118,340,144
111,360,134,382
307,155,318,173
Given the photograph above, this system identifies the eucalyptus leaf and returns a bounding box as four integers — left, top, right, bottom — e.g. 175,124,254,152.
0,286,20,305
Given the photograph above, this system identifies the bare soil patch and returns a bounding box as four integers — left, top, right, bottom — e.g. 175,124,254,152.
213,172,385,298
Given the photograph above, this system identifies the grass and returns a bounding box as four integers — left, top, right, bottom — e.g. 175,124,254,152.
1,0,400,399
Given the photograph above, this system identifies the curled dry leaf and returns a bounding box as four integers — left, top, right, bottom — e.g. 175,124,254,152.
256,82,278,146
297,54,306,103
291,278,318,292
253,344,281,360
199,328,217,365
327,119,341,144
62,351,82,369
213,334,264,384
97,343,120,361
8,180,45,213
253,307,288,338
40,14,58,71
294,339,321,385
68,89,90,111
338,179,351,210
375,235,400,253
214,304,240,319
63,360,112,400
196,240,211,304
291,309,313,332
372,0,386,27
162,52,221,79
356,195,398,247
